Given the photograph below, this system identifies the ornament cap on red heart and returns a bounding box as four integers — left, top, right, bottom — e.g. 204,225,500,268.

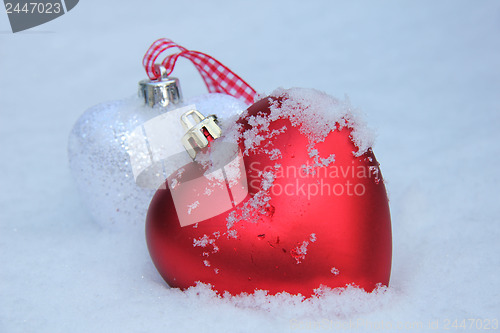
146,87,392,297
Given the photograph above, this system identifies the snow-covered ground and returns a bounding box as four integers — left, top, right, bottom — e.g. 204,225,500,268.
1,1,499,332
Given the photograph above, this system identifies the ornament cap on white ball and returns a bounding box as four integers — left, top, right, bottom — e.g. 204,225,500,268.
138,65,183,108
69,75,247,229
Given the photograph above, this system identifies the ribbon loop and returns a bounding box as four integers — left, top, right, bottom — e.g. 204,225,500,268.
143,38,257,105
143,38,187,79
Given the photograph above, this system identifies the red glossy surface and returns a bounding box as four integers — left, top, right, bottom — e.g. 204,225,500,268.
146,98,392,296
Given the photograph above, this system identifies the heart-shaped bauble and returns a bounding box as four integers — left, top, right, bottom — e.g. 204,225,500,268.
146,88,392,296
68,93,246,229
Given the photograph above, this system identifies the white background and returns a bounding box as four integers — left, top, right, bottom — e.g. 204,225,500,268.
1,1,499,332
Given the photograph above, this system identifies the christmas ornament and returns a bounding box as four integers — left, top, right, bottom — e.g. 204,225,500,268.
146,87,392,297
68,39,256,228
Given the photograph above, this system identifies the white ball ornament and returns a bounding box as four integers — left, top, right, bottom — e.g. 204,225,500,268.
68,71,247,229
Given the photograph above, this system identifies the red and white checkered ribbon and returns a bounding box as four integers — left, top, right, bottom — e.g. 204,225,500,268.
143,38,257,105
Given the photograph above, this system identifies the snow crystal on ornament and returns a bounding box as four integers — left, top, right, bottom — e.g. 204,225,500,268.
225,165,278,235
222,87,374,160
193,232,220,254
219,87,375,237
291,240,310,264
193,234,214,247
187,201,200,215
269,87,374,157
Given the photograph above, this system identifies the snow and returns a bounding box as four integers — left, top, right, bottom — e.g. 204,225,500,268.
290,240,310,264
269,88,374,156
1,0,500,332
193,233,220,254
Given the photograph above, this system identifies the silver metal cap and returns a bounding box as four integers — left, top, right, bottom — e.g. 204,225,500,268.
138,67,183,108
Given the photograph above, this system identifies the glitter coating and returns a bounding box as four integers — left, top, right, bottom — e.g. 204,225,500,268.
68,93,246,229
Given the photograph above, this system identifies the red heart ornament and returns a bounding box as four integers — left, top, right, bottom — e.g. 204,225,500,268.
146,88,392,296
